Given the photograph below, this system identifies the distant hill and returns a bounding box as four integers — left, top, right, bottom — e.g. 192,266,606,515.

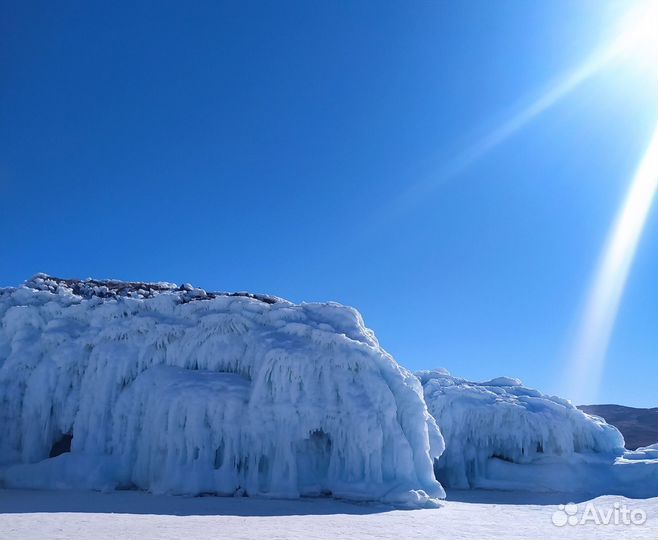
578,404,658,450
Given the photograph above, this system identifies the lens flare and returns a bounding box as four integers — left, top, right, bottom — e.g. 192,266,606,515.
567,125,658,404
565,0,657,403
385,1,656,218
610,0,658,71
370,2,657,404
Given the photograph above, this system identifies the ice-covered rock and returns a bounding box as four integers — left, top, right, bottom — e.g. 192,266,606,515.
418,369,657,498
621,443,658,461
0,275,445,506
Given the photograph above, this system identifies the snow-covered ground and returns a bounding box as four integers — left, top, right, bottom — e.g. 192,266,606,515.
0,489,655,540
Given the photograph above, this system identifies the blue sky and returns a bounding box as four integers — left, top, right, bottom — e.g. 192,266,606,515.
1,1,656,406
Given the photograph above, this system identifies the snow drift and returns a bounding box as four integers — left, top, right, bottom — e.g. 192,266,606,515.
0,275,444,507
418,369,657,498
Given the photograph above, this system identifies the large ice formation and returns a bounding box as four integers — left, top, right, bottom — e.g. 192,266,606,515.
418,369,657,498
0,275,445,507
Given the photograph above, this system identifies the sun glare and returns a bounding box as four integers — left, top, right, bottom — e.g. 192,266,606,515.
567,124,658,404
385,2,657,221
565,1,658,404
378,2,657,406
611,0,658,70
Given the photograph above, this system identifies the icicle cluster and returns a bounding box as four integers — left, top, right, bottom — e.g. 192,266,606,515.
418,369,656,498
0,275,444,507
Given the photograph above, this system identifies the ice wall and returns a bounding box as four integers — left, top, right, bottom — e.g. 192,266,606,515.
418,369,657,498
0,275,444,507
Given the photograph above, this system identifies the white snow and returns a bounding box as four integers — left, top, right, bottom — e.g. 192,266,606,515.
622,444,658,461
0,489,655,540
418,369,658,498
0,275,444,507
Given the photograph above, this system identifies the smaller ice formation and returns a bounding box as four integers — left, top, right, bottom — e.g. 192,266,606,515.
418,369,658,498
0,275,445,507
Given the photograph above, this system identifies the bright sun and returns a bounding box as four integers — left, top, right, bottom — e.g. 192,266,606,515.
612,0,658,71
566,1,658,403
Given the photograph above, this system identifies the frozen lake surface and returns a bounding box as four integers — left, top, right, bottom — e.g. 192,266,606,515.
0,488,655,540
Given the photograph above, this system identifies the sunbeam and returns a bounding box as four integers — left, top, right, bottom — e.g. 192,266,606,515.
566,125,658,404
386,0,657,219
368,1,658,405
563,0,658,403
